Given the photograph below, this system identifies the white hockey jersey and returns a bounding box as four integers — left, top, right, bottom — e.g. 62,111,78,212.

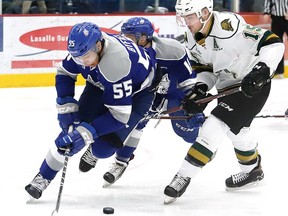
184,11,284,90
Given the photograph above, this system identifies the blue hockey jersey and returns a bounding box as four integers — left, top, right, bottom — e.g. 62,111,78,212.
55,32,156,135
150,36,196,99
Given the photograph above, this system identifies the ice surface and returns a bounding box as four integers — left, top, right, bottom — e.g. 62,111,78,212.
1,79,287,216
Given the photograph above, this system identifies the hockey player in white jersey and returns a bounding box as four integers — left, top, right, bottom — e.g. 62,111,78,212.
163,0,285,204
78,17,206,187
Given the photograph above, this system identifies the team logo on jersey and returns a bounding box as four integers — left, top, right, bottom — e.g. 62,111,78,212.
221,19,234,31
213,38,223,51
156,73,170,94
87,74,105,90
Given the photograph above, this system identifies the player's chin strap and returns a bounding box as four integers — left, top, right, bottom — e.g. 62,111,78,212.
198,11,213,33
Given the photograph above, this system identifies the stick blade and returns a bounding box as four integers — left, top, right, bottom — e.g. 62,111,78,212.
51,209,58,216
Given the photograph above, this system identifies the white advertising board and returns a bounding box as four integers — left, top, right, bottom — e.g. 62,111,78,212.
1,15,184,75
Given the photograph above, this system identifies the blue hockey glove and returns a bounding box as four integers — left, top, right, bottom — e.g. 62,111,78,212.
241,62,270,97
186,113,205,129
182,82,211,114
55,122,98,156
56,97,80,133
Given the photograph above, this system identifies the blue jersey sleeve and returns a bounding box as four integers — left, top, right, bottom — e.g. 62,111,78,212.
56,54,102,98
56,54,82,98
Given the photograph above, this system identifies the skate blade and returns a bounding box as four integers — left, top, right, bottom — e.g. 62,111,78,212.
26,195,36,204
102,180,112,188
225,179,265,192
163,196,177,205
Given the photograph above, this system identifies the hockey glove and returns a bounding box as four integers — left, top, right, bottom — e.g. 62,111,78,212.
182,82,211,114
56,97,80,133
186,113,206,129
241,62,270,97
55,122,98,156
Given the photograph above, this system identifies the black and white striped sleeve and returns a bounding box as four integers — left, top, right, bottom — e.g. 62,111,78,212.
264,0,288,16
264,0,272,14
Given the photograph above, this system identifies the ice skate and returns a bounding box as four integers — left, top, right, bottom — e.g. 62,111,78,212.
225,155,264,191
163,174,191,204
25,173,50,199
103,159,128,188
79,144,98,172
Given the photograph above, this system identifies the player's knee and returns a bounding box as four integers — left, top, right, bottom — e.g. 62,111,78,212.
90,140,117,158
90,133,123,158
99,133,123,148
227,127,258,151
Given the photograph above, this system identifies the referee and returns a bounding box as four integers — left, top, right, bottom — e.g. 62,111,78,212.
264,0,288,78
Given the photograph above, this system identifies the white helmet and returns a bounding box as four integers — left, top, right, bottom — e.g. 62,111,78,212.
175,0,213,18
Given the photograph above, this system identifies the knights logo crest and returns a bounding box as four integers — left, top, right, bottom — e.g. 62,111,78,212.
221,19,234,31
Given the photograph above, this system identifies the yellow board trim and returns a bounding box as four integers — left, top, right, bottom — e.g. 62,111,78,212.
0,73,86,88
0,66,287,88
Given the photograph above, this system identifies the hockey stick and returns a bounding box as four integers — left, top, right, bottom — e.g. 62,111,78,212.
151,114,287,120
156,115,191,120
155,86,241,117
51,148,70,216
255,114,287,118
51,126,73,216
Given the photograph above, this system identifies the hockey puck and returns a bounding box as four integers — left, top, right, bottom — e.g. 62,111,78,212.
103,207,114,214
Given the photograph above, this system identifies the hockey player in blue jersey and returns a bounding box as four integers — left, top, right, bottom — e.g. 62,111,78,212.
77,17,206,187
25,22,157,199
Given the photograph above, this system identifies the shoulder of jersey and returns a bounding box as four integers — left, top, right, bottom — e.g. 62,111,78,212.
209,11,244,39
153,36,186,60
98,33,131,83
